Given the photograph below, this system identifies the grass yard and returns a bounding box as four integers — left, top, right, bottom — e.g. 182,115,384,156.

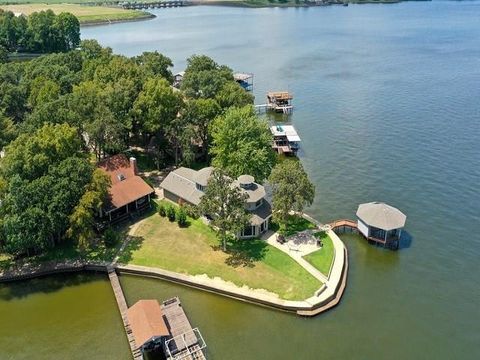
119,206,321,300
303,232,335,277
0,4,152,24
271,214,317,237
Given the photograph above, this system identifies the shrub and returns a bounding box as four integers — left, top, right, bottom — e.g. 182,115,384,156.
166,205,176,222
158,204,166,217
176,207,188,227
182,203,200,219
103,227,119,248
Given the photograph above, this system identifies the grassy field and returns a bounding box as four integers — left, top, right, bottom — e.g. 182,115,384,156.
118,203,321,300
303,232,334,276
0,3,152,24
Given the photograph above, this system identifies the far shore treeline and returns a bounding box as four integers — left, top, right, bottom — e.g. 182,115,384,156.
0,9,80,56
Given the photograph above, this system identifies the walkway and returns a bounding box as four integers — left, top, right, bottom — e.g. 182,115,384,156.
263,231,328,283
107,266,143,360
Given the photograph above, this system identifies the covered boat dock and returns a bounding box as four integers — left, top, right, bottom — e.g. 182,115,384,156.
356,202,407,248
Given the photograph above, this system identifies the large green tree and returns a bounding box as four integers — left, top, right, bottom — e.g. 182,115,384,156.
199,169,250,251
181,55,234,99
67,169,110,251
133,77,184,164
210,106,276,183
0,123,97,256
181,98,221,162
268,159,315,229
134,51,174,83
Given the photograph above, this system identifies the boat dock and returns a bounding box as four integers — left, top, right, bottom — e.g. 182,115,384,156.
267,91,293,113
108,267,143,360
270,124,301,156
108,266,207,360
162,297,207,360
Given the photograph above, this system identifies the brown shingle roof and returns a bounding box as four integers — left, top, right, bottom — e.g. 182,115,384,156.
127,300,170,348
98,154,154,210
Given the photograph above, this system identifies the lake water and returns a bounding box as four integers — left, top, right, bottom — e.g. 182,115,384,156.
2,2,479,359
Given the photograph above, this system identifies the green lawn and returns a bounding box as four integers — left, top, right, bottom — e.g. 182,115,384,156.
118,203,321,300
0,4,152,24
303,232,335,277
271,214,317,237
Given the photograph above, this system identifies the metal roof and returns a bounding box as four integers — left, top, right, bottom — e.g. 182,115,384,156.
270,125,301,142
356,202,406,231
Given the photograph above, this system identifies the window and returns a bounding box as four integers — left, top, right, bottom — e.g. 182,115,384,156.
255,199,263,208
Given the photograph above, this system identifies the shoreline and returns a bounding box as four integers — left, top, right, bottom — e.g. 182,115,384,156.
80,12,156,27
0,227,348,317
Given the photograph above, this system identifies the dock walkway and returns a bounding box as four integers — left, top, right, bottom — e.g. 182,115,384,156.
108,266,143,360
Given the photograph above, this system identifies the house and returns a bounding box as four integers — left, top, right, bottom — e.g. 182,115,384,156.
356,202,406,247
270,124,301,156
160,167,272,239
97,154,155,222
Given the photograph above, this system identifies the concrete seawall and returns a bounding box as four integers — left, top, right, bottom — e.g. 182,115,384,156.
0,230,348,317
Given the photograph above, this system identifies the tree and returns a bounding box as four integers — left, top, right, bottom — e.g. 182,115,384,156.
27,76,60,109
210,106,276,183
134,51,174,83
0,113,16,148
67,169,110,251
133,77,183,164
1,123,82,181
199,169,250,251
181,98,221,161
181,55,234,99
0,124,95,256
54,12,80,51
0,45,7,64
215,81,254,110
268,159,315,230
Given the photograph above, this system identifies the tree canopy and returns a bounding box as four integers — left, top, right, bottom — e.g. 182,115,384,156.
210,106,276,183
199,168,250,251
0,124,102,256
268,159,315,228
0,10,80,53
0,41,266,258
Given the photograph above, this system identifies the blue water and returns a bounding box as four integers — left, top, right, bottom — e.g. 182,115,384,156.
83,2,480,358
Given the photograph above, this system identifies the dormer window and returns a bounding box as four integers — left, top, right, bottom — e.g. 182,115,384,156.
196,183,205,192
255,199,263,208
117,173,126,181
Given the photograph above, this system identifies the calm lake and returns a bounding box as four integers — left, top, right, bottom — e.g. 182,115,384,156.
2,1,480,359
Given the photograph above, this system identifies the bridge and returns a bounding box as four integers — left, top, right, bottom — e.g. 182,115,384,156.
120,1,190,9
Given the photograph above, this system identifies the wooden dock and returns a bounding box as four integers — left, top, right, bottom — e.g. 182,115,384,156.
108,267,143,360
329,219,358,233
162,297,207,360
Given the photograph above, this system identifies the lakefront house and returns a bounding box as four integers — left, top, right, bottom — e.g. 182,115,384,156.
98,154,155,223
160,167,272,239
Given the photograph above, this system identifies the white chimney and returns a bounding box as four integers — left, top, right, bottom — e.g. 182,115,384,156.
129,157,138,175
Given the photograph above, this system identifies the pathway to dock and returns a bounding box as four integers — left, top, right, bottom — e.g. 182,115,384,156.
107,266,143,360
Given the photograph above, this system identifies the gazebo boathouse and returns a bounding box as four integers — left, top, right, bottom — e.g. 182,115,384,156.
356,202,406,248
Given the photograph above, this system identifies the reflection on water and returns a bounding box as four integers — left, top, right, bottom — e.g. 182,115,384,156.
0,273,130,360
